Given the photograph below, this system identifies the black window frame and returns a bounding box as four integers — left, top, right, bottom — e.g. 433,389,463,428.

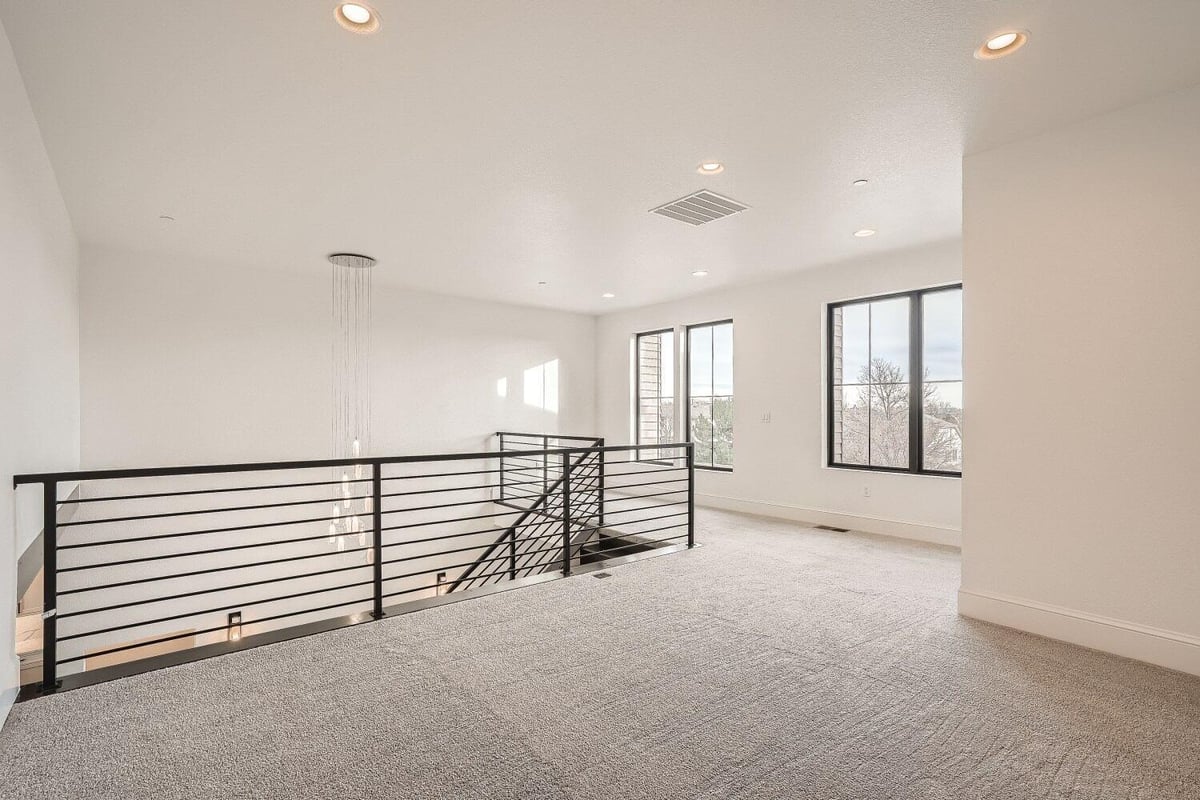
685,318,735,472
826,284,962,477
634,327,676,450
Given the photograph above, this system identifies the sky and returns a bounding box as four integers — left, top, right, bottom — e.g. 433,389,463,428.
838,289,962,386
689,323,733,397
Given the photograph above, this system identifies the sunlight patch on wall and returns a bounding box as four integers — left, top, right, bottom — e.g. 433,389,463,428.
496,377,507,398
523,359,559,413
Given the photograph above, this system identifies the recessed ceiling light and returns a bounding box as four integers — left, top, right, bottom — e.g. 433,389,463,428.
335,3,381,34
975,30,1028,60
601,292,615,299
853,229,876,238
692,270,709,277
851,179,868,187
697,161,725,175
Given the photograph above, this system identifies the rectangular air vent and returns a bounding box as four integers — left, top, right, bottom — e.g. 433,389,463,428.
650,190,749,226
814,525,850,533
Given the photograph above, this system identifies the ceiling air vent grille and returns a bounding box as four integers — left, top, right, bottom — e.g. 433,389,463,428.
650,190,749,226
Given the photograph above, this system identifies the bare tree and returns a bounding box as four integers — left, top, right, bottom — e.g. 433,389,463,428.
838,358,961,470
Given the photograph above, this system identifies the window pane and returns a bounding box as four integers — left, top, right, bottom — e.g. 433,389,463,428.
637,331,674,445
923,288,962,381
689,325,712,396
712,396,734,468
923,381,962,472
836,303,870,385
869,383,909,468
712,322,733,396
689,397,713,465
835,384,869,465
869,297,909,382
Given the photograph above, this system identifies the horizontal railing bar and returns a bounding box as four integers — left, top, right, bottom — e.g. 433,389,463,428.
59,528,374,573
600,465,686,477
597,476,688,492
381,534,554,567
59,511,371,550
590,498,685,518
384,518,565,555
499,456,548,466
496,431,601,441
384,496,514,515
59,545,370,595
468,534,594,586
15,443,691,485
57,476,373,506
58,492,371,528
595,510,687,529
59,577,378,643
382,540,569,583
380,507,580,549
58,560,373,619
381,526,509,549
57,596,375,666
609,523,687,540
586,532,687,559
380,508,538,531
383,547,547,581
602,487,689,503
384,466,506,481
511,535,567,573
383,478,541,499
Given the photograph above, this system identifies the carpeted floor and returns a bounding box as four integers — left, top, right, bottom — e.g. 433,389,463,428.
2,509,1198,799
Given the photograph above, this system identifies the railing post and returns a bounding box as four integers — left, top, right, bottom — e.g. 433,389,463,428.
498,433,506,502
508,528,518,581
597,438,606,528
41,480,59,693
561,451,572,576
371,461,384,619
543,435,549,495
686,444,695,549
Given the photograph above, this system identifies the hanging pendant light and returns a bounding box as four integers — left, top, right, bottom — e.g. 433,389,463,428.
329,253,375,554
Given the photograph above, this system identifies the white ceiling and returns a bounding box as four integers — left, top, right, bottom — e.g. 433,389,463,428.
3,1,1200,313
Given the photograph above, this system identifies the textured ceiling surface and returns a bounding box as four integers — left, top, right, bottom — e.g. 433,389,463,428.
3,1,1200,311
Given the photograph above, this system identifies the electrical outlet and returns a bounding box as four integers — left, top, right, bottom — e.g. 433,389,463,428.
863,485,871,498
761,411,771,423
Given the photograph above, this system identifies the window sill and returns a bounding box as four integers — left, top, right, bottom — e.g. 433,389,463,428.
695,465,733,473
825,463,961,479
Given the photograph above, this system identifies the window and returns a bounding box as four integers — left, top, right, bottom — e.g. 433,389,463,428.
636,329,675,447
828,286,962,475
687,320,734,470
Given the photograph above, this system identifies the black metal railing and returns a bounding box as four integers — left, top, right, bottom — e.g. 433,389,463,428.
13,435,694,696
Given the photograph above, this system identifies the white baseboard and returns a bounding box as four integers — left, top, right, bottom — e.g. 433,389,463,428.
958,588,1200,677
0,654,19,730
695,492,961,548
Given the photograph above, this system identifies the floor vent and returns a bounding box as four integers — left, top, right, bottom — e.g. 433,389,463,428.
592,572,612,579
650,190,749,226
814,525,850,533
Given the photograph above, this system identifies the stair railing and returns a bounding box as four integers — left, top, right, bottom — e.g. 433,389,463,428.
12,439,693,697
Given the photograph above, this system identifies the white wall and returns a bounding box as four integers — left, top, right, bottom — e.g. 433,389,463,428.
79,245,597,467
595,241,963,545
0,19,80,724
56,246,597,672
960,86,1200,675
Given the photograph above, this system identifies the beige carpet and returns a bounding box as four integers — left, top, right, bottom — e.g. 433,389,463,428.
2,509,1197,799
